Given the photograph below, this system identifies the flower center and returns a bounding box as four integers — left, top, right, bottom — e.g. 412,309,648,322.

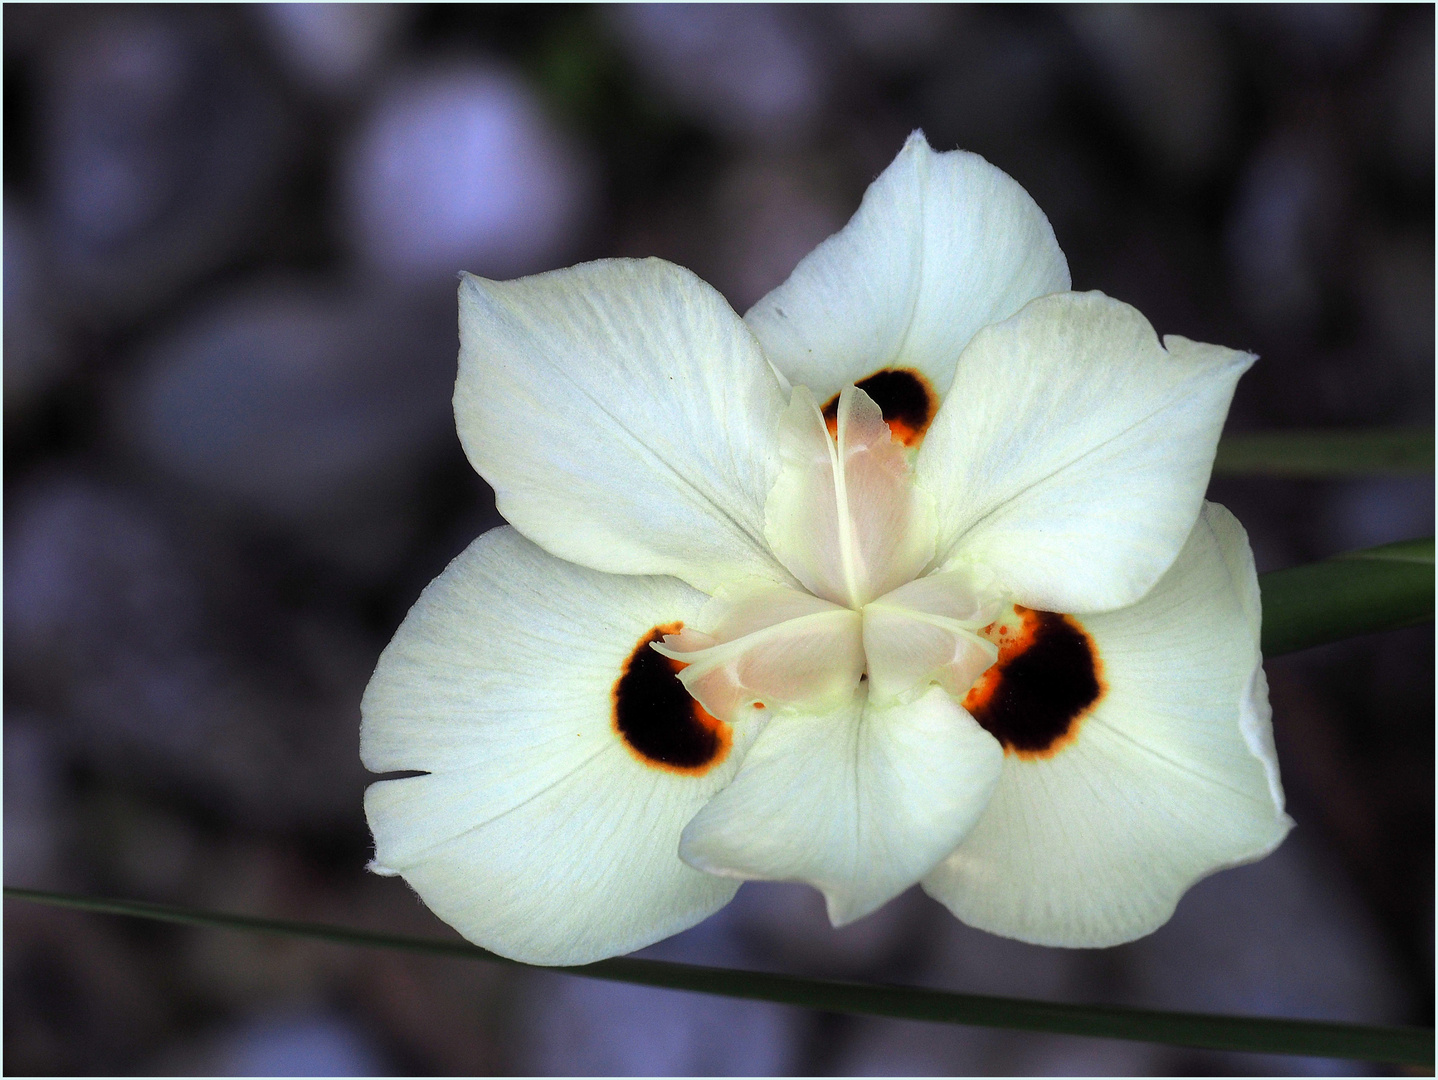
641,383,1103,747
646,383,997,723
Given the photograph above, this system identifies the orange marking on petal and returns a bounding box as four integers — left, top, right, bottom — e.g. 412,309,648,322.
962,606,1105,760
821,368,938,449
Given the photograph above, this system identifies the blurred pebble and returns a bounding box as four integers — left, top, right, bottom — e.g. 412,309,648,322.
256,4,409,97
4,475,371,829
1322,477,1435,554
151,1006,390,1076
1225,134,1338,337
822,889,1160,1074
706,155,847,312
517,881,930,1074
4,717,66,889
1123,836,1404,1074
5,475,205,669
342,63,591,288
42,9,288,324
608,4,826,144
522,972,795,1075
119,278,458,573
1068,6,1235,178
838,1013,1159,1076
834,4,957,71
4,199,69,416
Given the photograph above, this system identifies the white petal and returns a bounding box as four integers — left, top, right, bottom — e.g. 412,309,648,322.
680,686,1004,927
918,291,1255,614
456,258,790,595
745,131,1069,403
763,384,935,608
652,580,864,722
362,526,763,965
922,503,1292,948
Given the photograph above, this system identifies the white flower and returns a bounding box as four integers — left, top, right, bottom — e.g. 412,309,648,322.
361,132,1292,966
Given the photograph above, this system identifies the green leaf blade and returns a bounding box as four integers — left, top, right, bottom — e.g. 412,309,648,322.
4,887,1432,1067
1260,538,1435,656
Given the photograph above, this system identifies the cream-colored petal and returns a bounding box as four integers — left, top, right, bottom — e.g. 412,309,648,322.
362,526,762,965
456,258,790,595
680,686,1004,927
922,503,1291,948
763,385,935,608
918,291,1255,614
745,131,1070,402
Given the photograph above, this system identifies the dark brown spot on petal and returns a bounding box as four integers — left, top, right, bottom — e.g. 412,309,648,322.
822,368,937,448
962,607,1105,760
613,622,731,775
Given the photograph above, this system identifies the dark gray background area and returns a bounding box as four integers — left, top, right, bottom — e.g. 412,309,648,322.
4,4,1432,1075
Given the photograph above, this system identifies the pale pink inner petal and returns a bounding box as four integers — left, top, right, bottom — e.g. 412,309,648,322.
840,387,937,601
652,583,863,721
763,387,847,604
764,385,936,609
877,566,1005,624
697,579,842,642
863,604,997,705
863,568,1005,704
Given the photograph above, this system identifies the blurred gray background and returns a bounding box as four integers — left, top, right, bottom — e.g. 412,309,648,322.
4,4,1432,1075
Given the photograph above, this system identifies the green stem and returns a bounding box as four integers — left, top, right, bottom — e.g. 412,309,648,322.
6,887,1431,1066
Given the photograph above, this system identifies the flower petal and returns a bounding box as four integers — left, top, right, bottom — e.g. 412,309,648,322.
362,526,764,965
918,291,1255,614
744,131,1069,404
921,503,1292,947
456,258,790,595
679,686,1004,927
763,384,936,608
